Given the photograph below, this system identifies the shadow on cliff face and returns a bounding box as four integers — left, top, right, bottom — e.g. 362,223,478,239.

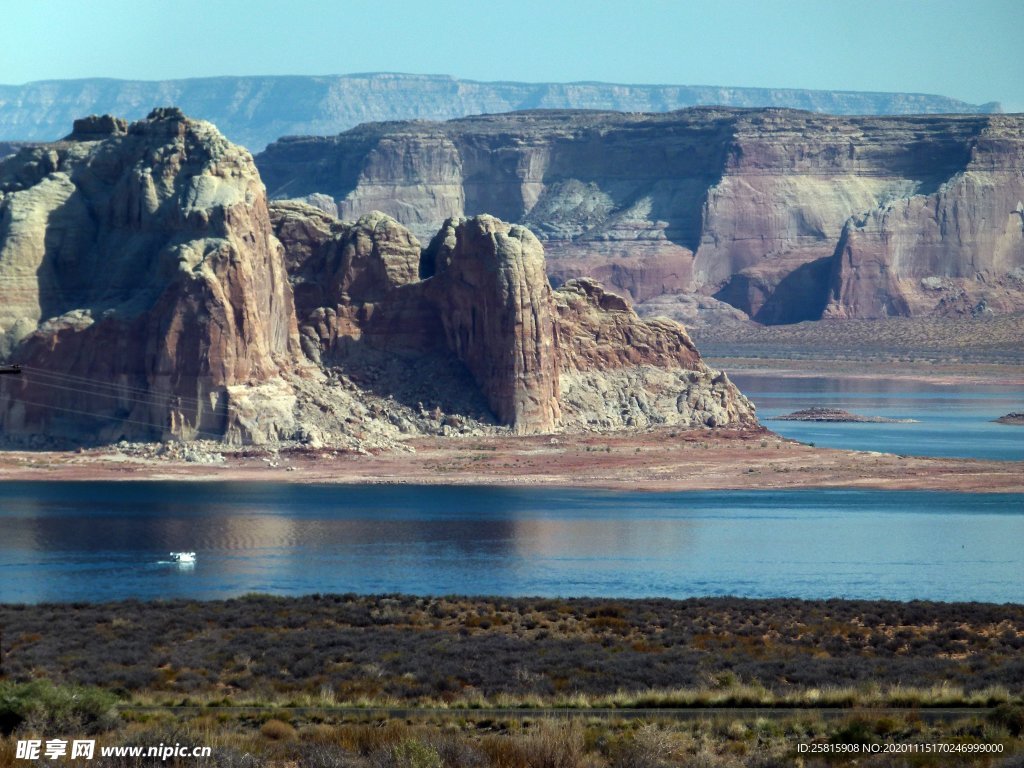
714,257,833,325
521,121,732,255
756,258,833,324
0,187,170,445
320,342,499,429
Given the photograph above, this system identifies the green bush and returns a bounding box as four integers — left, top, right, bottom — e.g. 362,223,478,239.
376,739,442,768
0,680,120,735
989,703,1024,737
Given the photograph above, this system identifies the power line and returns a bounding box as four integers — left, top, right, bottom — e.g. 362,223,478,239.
0,395,233,441
7,377,227,417
15,367,229,412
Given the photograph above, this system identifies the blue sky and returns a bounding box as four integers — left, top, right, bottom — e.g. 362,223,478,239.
4,0,1022,110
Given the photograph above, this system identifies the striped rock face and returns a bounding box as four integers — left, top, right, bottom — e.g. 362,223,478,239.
0,109,299,443
257,109,1024,326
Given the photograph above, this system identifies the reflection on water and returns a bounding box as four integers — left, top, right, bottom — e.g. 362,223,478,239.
730,372,1024,460
0,483,1021,604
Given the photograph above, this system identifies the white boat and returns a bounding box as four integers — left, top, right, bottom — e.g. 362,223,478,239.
169,551,196,563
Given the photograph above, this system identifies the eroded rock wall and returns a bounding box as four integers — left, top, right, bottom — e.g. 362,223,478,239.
271,205,755,435
824,116,1024,319
0,109,299,443
258,108,1024,322
553,279,756,429
425,216,561,433
0,109,760,446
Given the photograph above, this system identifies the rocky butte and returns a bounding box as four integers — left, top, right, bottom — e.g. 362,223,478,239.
0,110,755,446
257,108,1024,325
0,109,299,444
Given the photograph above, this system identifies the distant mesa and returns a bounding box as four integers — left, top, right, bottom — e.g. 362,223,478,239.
0,73,1003,151
770,408,917,424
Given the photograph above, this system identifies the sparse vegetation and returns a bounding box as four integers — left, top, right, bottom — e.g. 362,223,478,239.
1,596,1022,764
0,704,1020,767
0,681,119,736
2,596,1022,707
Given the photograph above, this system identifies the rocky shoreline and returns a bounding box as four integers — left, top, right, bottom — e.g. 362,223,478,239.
769,407,917,423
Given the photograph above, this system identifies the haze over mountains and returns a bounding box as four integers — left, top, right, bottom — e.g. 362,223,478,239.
0,73,1003,152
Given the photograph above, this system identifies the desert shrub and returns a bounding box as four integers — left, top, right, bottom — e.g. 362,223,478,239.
990,704,1024,737
293,742,365,768
519,720,586,768
427,734,487,768
0,680,119,736
3,597,1024,702
339,723,410,756
829,718,878,746
609,724,687,768
676,752,732,768
479,735,529,768
372,739,442,768
260,718,297,741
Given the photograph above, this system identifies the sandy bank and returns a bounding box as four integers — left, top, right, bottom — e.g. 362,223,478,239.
1,427,1020,493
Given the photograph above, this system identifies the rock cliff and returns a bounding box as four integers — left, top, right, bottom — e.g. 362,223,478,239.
0,74,999,151
271,204,754,434
424,217,561,433
822,116,1024,319
0,109,757,445
0,109,300,443
553,279,755,429
258,108,1024,323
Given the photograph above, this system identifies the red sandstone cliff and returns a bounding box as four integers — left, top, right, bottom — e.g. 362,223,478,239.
0,109,757,445
257,108,1024,324
271,204,755,434
0,109,299,443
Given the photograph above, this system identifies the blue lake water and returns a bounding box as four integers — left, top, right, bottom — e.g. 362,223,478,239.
730,372,1024,461
0,483,1021,604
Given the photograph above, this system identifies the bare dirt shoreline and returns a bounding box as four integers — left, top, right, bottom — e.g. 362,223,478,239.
1,427,1021,493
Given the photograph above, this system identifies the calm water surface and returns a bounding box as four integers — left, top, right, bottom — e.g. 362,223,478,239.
730,372,1024,460
1,483,1021,604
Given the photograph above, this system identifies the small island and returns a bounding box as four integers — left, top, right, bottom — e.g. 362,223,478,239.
995,412,1024,425
770,407,917,423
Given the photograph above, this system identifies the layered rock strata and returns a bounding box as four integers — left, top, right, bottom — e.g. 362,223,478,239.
0,108,757,445
271,204,755,434
822,116,1024,319
423,217,560,432
258,108,1024,323
0,109,299,443
553,279,755,429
